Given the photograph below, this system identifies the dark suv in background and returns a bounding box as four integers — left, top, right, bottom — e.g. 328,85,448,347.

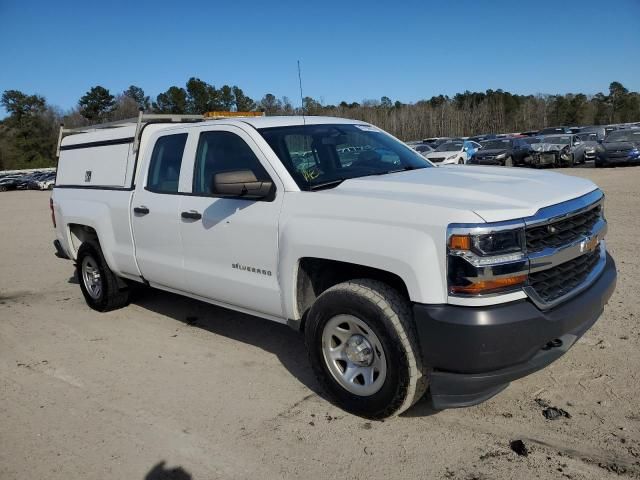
596,129,640,167
468,137,532,166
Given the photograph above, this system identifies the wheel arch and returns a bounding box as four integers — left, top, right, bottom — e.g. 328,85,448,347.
293,257,411,331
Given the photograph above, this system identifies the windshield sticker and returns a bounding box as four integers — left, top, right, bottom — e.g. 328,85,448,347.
354,125,379,132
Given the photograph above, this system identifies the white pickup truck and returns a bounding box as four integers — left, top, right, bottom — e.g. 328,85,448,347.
51,113,616,419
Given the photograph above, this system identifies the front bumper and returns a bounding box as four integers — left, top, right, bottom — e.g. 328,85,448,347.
527,151,562,166
413,253,616,409
469,158,503,166
598,155,640,166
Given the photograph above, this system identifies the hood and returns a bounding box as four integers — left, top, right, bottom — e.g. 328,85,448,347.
327,166,597,223
602,141,640,151
426,150,458,158
531,142,569,152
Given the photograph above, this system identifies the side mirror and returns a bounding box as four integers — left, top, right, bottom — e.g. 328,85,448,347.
210,169,274,200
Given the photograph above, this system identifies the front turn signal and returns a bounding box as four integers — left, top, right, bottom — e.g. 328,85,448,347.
450,274,528,295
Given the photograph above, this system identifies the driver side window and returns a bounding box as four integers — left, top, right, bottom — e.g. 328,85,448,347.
192,131,270,195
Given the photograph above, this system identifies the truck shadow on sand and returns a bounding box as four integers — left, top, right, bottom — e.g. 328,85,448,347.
129,286,441,418
129,286,324,399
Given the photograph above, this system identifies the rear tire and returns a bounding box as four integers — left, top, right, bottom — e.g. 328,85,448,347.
305,279,428,419
77,241,129,312
0,185,7,192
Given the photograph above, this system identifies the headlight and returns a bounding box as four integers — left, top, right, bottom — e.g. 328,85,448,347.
495,153,506,160
447,225,528,295
446,154,457,160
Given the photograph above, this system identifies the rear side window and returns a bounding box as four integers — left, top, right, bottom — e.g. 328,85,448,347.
147,133,188,193
193,131,270,195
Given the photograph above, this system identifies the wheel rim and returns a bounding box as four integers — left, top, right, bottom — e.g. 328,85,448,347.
81,256,102,300
321,315,387,396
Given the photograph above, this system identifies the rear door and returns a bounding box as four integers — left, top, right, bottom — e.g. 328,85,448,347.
178,125,285,318
131,131,189,291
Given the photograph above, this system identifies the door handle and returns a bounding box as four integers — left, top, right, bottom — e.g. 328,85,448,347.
134,206,150,215
181,210,202,220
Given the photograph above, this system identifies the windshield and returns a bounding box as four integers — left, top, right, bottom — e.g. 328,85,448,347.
480,139,512,149
258,124,431,190
435,141,463,152
577,133,598,142
604,130,640,143
543,135,571,144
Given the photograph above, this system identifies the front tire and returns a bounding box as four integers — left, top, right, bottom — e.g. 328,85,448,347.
305,279,427,419
458,158,464,165
77,241,129,312
505,156,514,167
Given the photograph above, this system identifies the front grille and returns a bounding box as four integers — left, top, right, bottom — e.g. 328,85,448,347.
529,248,601,303
607,149,633,158
526,205,601,252
430,157,445,163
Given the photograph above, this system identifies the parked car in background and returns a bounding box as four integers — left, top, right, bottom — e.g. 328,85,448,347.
424,140,481,165
28,172,56,190
469,137,532,166
468,134,497,143
0,177,20,192
576,132,600,162
422,137,461,148
538,126,572,135
408,143,435,157
595,129,640,168
528,134,586,167
576,126,607,141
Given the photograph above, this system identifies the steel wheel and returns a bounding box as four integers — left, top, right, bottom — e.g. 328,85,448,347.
321,314,387,396
81,256,102,300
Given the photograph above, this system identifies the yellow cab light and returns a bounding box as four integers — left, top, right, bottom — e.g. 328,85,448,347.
203,111,266,118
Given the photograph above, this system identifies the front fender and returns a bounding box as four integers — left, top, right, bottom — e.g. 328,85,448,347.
278,216,446,320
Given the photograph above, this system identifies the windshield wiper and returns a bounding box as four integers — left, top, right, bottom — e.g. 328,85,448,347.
367,166,418,176
308,178,347,191
308,167,419,191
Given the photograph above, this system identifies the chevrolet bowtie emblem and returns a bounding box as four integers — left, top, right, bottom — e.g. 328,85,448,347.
580,235,598,253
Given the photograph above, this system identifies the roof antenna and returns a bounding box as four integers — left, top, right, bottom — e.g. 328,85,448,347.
297,60,305,125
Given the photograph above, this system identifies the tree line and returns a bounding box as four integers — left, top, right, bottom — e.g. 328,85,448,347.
1,79,638,170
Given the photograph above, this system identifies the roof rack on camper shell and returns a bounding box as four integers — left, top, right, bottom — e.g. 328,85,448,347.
56,110,265,157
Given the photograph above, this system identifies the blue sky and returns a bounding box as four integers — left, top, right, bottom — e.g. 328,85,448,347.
1,0,639,117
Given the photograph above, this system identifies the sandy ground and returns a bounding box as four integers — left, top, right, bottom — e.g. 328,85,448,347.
1,166,639,480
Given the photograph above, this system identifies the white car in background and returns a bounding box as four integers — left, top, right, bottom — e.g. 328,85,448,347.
38,178,56,190
425,140,481,165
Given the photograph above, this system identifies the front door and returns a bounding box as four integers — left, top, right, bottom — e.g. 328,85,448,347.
179,125,284,318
